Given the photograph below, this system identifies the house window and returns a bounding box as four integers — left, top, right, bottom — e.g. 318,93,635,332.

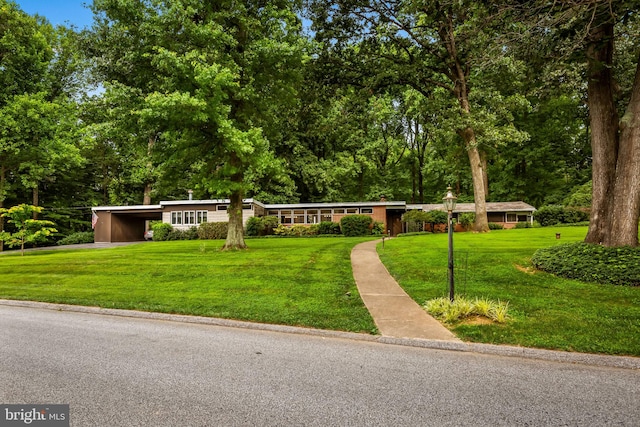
306,209,318,224
320,209,332,222
333,208,345,214
171,211,183,225
518,214,528,222
243,204,252,210
361,208,373,214
280,210,292,224
506,213,517,222
217,205,228,211
294,210,305,224
267,210,279,216
488,213,504,222
346,208,358,214
196,210,208,224
184,211,196,225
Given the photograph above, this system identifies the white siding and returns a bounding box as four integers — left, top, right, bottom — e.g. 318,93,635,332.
161,209,255,228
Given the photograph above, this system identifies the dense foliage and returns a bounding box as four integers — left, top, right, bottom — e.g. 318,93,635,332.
339,215,373,237
535,206,590,227
1,0,638,248
245,216,278,237
196,222,229,240
0,204,57,254
151,222,173,241
57,231,95,246
532,243,640,286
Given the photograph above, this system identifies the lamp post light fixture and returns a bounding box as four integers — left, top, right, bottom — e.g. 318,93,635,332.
443,186,457,302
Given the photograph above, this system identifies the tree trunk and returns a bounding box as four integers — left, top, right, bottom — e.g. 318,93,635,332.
455,78,489,232
143,183,152,205
32,186,39,219
223,189,247,250
480,150,489,200
441,11,489,232
410,156,417,204
462,131,490,232
584,23,618,245
223,153,247,250
143,135,156,205
607,55,640,247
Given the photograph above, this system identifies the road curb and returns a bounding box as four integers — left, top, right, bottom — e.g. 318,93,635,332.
2,299,638,370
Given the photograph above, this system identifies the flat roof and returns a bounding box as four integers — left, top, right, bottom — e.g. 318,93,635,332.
412,201,536,213
92,205,162,212
264,201,406,209
160,198,264,207
93,200,536,213
93,199,263,212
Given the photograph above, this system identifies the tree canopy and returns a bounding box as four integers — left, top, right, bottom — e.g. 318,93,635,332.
1,0,638,247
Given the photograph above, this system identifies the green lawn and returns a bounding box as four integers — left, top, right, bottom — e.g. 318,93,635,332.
0,238,377,333
378,227,640,356
2,229,639,356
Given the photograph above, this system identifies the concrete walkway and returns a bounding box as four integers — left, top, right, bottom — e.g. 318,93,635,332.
351,240,461,341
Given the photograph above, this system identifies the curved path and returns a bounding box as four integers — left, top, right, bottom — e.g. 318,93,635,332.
351,240,460,341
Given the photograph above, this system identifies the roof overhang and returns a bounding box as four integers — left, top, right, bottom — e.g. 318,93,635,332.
264,201,406,209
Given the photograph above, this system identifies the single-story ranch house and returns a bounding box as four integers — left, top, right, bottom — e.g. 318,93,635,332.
92,197,536,243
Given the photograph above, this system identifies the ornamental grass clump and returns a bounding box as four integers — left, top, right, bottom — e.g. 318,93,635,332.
424,296,510,324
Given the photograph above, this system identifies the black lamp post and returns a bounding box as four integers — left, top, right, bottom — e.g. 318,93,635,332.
443,186,457,302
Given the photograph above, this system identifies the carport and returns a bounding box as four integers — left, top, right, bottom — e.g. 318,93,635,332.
92,205,163,243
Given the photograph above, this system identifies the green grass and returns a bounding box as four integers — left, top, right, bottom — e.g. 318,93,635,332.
378,227,640,356
0,238,377,333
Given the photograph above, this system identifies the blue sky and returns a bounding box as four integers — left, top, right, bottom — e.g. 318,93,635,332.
15,0,95,28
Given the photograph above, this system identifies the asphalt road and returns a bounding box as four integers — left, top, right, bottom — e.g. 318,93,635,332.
1,305,638,426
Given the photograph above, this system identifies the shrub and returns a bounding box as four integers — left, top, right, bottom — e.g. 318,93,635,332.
563,207,589,224
290,224,313,236
532,243,640,286
536,205,589,226
488,222,504,230
166,229,186,240
535,205,564,226
183,227,199,240
372,221,385,235
317,221,341,235
245,216,279,236
340,215,373,237
458,212,475,229
514,221,539,229
57,231,94,245
261,216,279,235
152,222,173,241
273,224,288,236
244,216,262,237
425,210,448,225
198,222,228,240
401,210,429,233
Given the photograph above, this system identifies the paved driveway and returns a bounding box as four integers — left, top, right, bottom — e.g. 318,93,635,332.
1,241,143,254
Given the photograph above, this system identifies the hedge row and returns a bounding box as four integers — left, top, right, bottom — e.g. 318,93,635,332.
151,222,226,241
531,242,640,286
151,216,383,241
535,205,589,226
57,231,95,245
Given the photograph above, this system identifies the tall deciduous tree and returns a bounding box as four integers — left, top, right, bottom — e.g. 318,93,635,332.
507,1,640,246
90,0,305,249
1,1,85,238
0,0,51,213
308,0,526,231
